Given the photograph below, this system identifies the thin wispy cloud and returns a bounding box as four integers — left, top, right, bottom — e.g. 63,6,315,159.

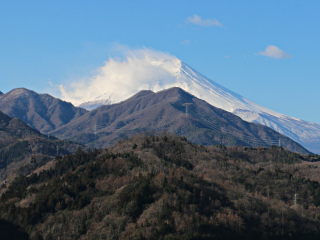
181,40,191,45
256,45,292,59
186,14,222,28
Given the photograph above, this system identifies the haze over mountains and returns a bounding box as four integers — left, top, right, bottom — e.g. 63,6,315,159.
59,56,319,153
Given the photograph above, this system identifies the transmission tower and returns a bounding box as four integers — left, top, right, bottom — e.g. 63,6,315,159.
183,103,193,117
94,123,98,142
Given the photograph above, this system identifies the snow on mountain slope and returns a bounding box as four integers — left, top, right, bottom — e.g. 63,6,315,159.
61,53,320,153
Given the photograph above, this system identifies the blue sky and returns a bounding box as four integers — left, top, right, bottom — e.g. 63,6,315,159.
1,1,319,123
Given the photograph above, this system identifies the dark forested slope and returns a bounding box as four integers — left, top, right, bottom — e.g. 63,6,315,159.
1,132,320,239
0,111,83,181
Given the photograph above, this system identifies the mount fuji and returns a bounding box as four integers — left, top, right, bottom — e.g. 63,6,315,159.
68,57,319,154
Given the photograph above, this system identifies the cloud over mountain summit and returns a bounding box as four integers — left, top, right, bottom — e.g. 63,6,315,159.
58,46,320,154
59,48,181,106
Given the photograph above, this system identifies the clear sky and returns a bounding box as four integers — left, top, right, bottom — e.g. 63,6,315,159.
1,1,319,124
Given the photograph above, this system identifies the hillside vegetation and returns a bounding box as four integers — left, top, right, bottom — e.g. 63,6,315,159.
0,111,83,183
0,133,320,239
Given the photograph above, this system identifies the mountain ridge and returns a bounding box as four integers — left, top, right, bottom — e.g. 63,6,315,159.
51,87,311,154
0,88,88,134
74,59,320,153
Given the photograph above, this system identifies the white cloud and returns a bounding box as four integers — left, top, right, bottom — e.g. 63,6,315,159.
59,47,181,106
256,45,292,59
186,14,222,27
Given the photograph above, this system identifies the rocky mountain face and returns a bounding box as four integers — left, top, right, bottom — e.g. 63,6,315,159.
0,88,88,134
51,87,310,154
75,58,320,154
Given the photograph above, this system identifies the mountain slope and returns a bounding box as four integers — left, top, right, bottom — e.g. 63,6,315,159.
52,88,310,154
1,133,320,239
0,111,82,181
77,59,320,154
0,88,88,134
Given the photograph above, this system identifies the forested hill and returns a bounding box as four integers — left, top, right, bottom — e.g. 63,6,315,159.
1,132,320,239
0,111,83,181
0,110,41,137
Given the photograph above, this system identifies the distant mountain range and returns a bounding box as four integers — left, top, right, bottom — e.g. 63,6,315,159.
0,88,87,134
74,58,320,154
50,87,310,154
0,87,312,154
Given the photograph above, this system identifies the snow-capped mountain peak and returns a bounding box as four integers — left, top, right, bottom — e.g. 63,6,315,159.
61,54,319,153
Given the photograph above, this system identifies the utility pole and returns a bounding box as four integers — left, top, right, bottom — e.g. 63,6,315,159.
56,145,59,156
294,193,297,206
279,139,281,147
